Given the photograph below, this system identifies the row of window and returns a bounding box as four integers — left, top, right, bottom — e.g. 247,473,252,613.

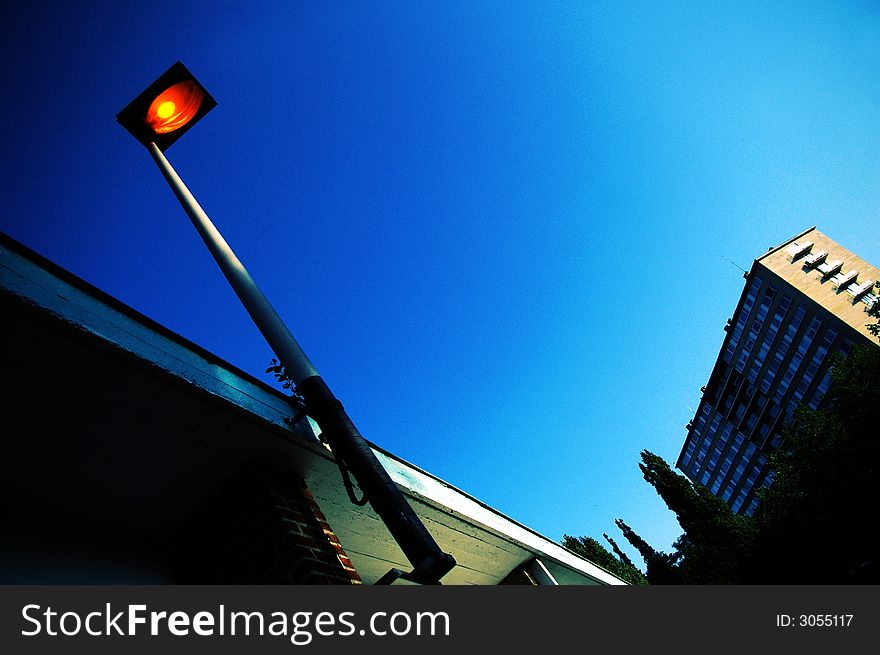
736,287,776,374
747,294,792,385
685,238,875,512
760,305,806,395
724,275,763,365
682,269,851,514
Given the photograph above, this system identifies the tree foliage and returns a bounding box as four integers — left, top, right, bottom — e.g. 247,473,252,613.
867,283,880,339
603,531,637,571
750,343,879,582
567,313,879,584
613,518,680,584
561,534,648,585
616,453,755,584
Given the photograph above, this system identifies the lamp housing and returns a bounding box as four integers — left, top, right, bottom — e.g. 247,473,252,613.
117,61,216,151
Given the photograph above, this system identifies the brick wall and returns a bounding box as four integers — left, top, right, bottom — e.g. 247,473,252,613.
172,465,361,584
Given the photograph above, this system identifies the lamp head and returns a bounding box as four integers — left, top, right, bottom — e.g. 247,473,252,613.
117,62,216,151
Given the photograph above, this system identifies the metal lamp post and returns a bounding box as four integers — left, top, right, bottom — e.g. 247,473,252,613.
117,62,455,584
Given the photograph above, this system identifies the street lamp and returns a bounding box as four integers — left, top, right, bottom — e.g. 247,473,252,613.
117,62,455,584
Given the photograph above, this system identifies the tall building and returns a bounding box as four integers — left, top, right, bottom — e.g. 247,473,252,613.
676,227,879,515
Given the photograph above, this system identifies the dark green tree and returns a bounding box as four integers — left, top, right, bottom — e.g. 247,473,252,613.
867,283,880,340
561,534,648,585
617,452,756,584
567,305,879,584
751,342,880,582
603,532,636,570
613,518,680,584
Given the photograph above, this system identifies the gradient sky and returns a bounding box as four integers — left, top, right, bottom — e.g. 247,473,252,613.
3,1,879,569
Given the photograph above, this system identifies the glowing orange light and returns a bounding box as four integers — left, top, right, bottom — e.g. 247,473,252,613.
156,101,176,118
146,81,204,134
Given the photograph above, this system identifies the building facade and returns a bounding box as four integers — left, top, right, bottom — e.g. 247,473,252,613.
676,227,879,515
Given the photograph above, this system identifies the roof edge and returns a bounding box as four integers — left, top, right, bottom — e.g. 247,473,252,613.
0,230,289,403
756,225,817,263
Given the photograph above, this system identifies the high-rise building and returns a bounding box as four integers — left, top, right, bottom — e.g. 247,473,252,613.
676,227,879,515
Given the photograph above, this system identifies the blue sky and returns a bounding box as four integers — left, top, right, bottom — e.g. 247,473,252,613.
3,1,879,569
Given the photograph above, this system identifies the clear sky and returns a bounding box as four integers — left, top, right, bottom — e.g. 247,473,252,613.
2,1,879,570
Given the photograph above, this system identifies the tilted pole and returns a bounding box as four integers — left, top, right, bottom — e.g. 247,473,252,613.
146,142,456,584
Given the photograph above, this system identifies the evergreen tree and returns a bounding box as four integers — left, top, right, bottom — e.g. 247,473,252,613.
566,307,879,584
751,343,880,582
610,454,755,584
603,532,636,570
867,283,879,340
613,518,680,584
639,451,755,583
561,534,648,585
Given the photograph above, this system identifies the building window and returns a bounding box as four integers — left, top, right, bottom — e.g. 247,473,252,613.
722,481,736,502
694,415,722,472
788,328,837,414
760,304,807,395
704,424,734,480
807,338,852,409
756,400,780,442
723,441,757,502
776,316,822,400
743,393,768,433
724,276,763,364
682,403,713,469
747,295,791,384
736,288,777,373
731,452,766,514
680,437,697,469
712,431,745,494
